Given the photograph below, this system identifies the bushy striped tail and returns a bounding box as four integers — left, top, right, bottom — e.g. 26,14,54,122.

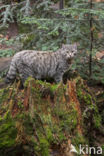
5,60,17,84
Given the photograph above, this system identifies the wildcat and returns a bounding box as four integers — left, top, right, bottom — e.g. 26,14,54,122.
5,44,77,84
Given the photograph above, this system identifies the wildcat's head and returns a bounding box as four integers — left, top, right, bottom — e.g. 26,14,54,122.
61,43,77,59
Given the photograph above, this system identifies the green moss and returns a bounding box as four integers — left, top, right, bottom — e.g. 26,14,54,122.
77,87,92,106
45,127,54,143
102,145,104,152
50,84,59,91
77,88,82,98
58,132,66,142
0,114,17,148
24,77,35,87
58,108,77,133
18,24,31,34
0,77,102,155
0,88,9,105
39,138,49,156
72,133,88,155
83,94,92,105
93,113,101,128
17,101,24,109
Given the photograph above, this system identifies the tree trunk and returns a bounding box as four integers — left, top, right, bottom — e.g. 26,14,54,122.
0,77,101,156
7,21,18,38
59,0,64,9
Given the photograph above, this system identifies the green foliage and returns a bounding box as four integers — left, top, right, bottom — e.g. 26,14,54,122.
0,119,17,148
0,49,14,57
0,0,32,28
0,36,24,57
0,110,17,149
0,0,104,83
93,113,101,128
20,0,31,17
0,5,13,27
72,133,88,153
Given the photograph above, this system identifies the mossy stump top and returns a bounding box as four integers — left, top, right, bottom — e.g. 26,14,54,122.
0,77,101,156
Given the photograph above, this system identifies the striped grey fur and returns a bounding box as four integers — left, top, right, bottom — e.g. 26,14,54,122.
6,44,77,84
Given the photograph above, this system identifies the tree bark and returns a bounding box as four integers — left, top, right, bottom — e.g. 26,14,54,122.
59,0,64,9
